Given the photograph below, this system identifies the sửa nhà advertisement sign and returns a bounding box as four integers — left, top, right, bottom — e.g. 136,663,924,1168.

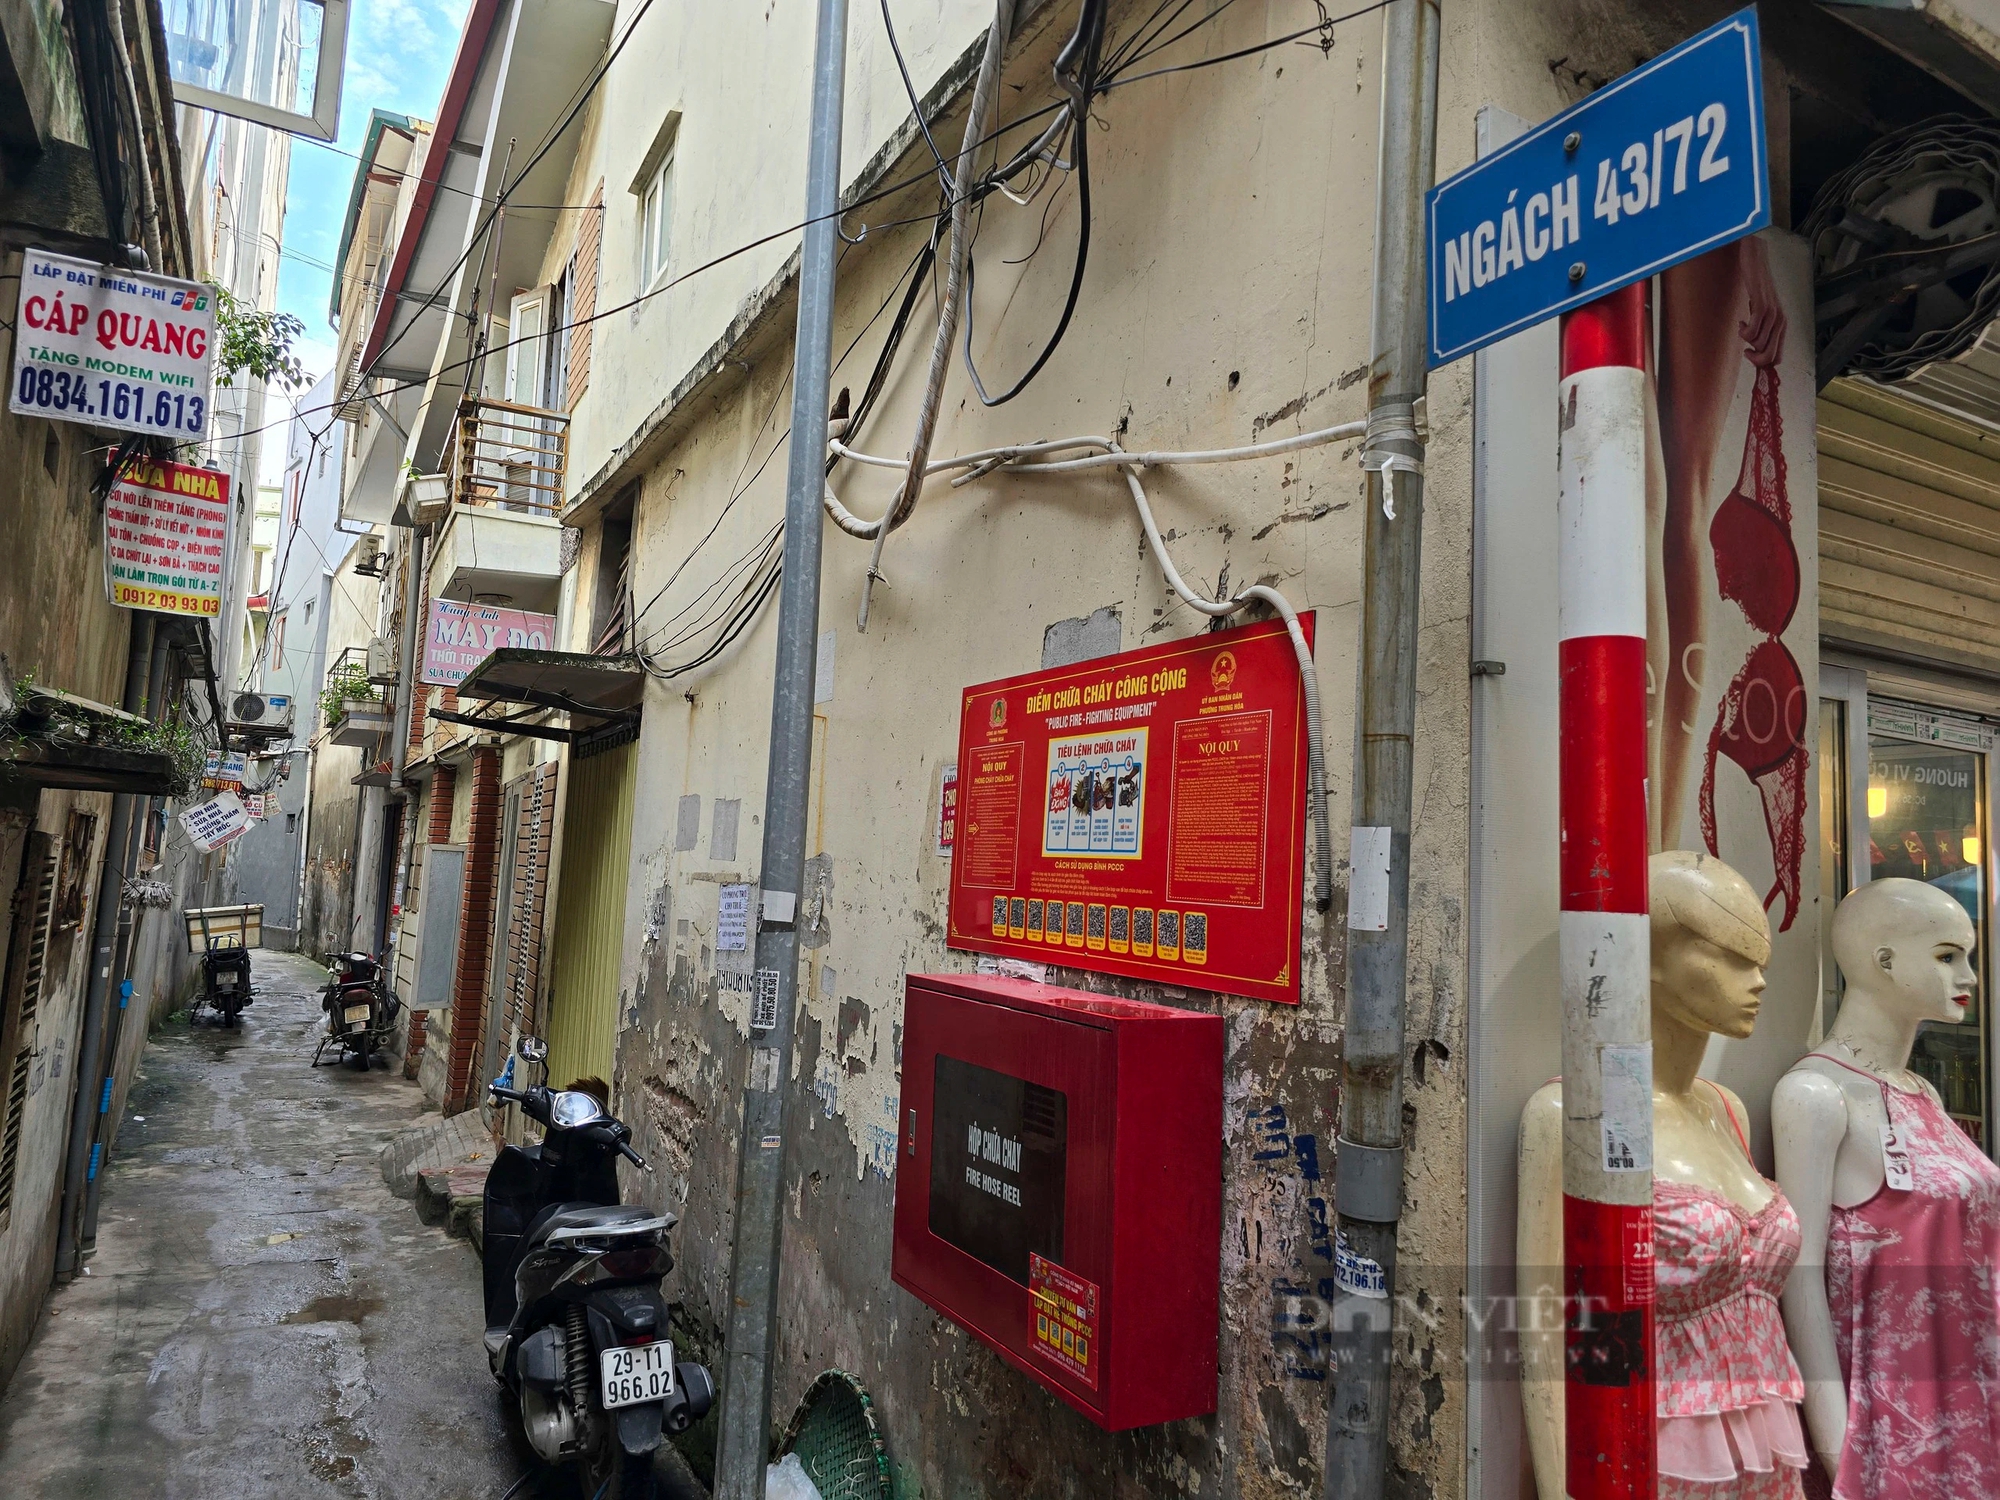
105,459,231,617
180,792,251,852
10,250,216,438
421,598,557,687
947,616,1313,1005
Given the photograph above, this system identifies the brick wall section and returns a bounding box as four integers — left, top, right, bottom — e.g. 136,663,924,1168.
445,748,501,1111
427,766,457,844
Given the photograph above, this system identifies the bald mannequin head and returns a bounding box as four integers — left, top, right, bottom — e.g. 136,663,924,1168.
1651,851,1772,1039
1831,878,1977,1028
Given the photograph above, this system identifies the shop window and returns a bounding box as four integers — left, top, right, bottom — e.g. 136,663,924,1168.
1866,712,1991,1148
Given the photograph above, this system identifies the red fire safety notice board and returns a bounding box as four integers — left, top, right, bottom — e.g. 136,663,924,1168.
947,616,1314,1005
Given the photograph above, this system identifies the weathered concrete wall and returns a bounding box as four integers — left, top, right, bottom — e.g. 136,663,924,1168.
575,7,1473,1496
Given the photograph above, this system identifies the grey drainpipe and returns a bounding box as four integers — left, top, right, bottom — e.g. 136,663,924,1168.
80,624,175,1250
54,613,156,1279
389,524,426,790
1326,2,1439,1496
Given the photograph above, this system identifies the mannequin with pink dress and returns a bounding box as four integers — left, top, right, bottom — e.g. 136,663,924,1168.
1773,877,2000,1499
1520,852,1811,1497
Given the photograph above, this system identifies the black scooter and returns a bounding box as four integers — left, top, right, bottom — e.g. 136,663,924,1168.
314,952,396,1069
483,1037,713,1498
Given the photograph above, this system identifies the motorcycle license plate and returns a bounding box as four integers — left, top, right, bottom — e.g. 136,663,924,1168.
600,1341,675,1409
343,1004,372,1025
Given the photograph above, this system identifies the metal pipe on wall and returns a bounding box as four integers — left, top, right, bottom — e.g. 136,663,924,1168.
79,624,175,1250
53,613,156,1280
713,0,847,1493
1326,1,1439,1494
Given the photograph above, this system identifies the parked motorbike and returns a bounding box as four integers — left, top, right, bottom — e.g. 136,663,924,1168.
198,945,253,1027
483,1037,713,1498
313,952,396,1069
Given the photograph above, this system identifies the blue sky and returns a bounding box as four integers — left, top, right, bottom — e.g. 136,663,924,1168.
277,0,473,381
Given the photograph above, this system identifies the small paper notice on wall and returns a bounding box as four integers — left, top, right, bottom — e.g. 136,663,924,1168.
1347,826,1393,932
717,883,751,952
1334,1230,1389,1299
1600,1043,1653,1173
938,762,958,855
751,969,781,1032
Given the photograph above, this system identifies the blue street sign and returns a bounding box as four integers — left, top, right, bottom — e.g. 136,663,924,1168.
1426,7,1769,366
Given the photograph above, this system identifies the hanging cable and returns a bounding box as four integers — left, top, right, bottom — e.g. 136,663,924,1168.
861,0,1017,634
959,0,1106,410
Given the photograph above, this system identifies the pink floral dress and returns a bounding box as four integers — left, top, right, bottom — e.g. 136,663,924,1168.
1821,1057,2000,1500
1657,1085,1810,1498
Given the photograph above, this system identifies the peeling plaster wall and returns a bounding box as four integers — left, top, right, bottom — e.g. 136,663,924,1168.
582,6,1478,1496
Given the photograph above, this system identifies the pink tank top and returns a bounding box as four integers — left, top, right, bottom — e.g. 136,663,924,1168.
1820,1055,2000,1500
1656,1082,1808,1498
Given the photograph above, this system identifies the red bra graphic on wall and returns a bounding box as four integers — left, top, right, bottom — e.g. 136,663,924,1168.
1700,365,1807,932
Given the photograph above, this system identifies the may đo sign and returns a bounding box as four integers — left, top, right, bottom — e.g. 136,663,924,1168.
10,249,216,438
422,598,556,687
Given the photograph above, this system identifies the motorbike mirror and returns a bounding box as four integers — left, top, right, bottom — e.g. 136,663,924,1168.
516,1036,548,1062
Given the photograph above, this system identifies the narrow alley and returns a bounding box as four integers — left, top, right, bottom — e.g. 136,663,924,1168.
0,952,524,1499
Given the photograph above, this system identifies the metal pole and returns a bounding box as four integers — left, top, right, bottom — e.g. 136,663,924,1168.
81,625,175,1248
714,0,847,1493
1326,2,1437,1494
53,613,155,1279
1555,284,1655,1500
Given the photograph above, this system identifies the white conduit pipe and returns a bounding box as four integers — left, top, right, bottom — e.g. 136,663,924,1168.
823,418,1359,910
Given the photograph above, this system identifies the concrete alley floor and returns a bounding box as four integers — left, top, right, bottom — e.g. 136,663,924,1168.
0,949,554,1499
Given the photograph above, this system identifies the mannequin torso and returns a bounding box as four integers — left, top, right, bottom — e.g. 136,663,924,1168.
1519,853,1807,1499
1773,877,1992,1495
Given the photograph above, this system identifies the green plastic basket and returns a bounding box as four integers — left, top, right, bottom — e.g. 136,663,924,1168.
777,1369,892,1500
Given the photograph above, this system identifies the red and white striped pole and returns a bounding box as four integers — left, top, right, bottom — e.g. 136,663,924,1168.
1556,282,1656,1500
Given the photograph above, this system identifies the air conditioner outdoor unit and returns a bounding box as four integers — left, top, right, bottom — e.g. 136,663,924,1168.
228,692,296,734
352,533,385,577
366,636,396,683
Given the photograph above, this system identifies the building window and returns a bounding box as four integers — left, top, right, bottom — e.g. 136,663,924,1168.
639,148,674,288
271,614,286,671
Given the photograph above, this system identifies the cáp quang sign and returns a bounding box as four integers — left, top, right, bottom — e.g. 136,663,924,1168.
1426,7,1768,365
11,250,215,437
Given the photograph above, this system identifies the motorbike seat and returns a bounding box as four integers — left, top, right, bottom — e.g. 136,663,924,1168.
523,1202,664,1249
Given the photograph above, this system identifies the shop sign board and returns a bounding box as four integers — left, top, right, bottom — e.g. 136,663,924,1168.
180,792,251,851
200,749,247,791
11,249,215,437
1426,7,1768,365
103,458,231,617
421,598,556,687
947,616,1313,1006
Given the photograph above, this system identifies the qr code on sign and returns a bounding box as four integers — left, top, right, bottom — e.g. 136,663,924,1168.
1108,907,1128,943
1184,912,1207,956
992,897,1008,931
1087,905,1106,939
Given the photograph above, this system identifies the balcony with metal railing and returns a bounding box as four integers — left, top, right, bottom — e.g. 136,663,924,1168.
426,397,570,614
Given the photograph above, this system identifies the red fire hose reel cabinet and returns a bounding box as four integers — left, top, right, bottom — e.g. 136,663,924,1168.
891,972,1224,1430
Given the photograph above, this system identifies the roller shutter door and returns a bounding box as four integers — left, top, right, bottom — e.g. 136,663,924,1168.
1818,378,2000,673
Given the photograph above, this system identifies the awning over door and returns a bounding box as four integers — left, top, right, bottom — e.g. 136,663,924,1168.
434,649,643,753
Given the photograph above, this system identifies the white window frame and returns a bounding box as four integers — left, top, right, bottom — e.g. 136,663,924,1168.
639,151,675,289
630,111,683,292
168,0,351,143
